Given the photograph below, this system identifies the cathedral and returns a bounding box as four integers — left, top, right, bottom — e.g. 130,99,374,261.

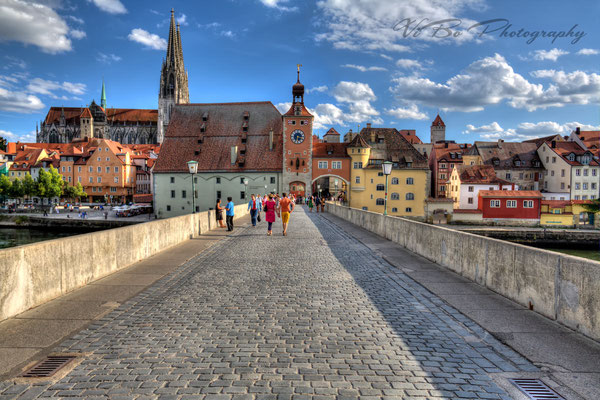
36,9,189,145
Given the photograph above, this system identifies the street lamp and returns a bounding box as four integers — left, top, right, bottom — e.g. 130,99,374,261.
187,160,198,214
382,161,393,216
243,178,249,200
317,184,321,198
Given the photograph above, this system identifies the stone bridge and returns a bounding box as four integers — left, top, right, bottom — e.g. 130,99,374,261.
0,207,598,399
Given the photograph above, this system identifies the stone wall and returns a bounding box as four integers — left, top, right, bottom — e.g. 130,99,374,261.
326,203,600,342
0,204,249,322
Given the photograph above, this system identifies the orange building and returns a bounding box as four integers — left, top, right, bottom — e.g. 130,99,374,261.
311,142,351,198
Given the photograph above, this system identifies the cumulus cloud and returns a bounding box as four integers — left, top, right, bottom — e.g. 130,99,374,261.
70,29,86,39
67,15,84,24
0,0,72,53
177,13,188,26
464,120,600,141
0,129,35,142
259,0,298,12
128,28,167,50
341,64,387,72
96,52,121,64
275,102,345,129
315,0,486,52
390,53,600,112
220,30,235,38
26,78,86,97
88,0,127,14
331,81,382,124
307,85,328,94
531,48,569,61
0,87,44,113
385,104,428,120
577,48,599,56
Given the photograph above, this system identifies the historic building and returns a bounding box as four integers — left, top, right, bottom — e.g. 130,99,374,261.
37,9,188,145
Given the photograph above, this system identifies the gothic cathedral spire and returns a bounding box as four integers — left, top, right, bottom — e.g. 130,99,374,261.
158,8,189,144
101,79,107,109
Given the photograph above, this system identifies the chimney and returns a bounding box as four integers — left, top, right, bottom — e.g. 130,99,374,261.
231,146,238,164
551,140,556,149
576,127,581,135
269,129,273,151
366,123,371,128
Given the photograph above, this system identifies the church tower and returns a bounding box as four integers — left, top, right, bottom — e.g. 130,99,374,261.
430,114,446,143
282,65,314,198
158,9,189,144
101,80,107,109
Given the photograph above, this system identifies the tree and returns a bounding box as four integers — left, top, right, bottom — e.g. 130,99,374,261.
9,178,23,201
584,200,600,214
0,136,6,152
0,175,11,203
21,173,36,202
63,182,88,204
37,166,64,206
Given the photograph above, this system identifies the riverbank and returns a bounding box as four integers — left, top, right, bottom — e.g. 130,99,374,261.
0,213,145,229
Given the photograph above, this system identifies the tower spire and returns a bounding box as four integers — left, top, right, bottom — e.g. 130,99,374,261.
101,79,107,109
166,8,177,65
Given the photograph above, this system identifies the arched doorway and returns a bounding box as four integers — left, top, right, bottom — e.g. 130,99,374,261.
312,175,348,202
289,181,305,198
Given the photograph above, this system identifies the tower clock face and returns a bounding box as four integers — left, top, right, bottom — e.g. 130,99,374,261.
291,129,305,144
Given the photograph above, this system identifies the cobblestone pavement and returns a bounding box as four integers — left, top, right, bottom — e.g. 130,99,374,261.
0,207,537,399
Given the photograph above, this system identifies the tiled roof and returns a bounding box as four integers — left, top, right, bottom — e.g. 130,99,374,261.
133,194,153,203
547,141,598,166
542,200,571,208
44,106,157,125
398,130,422,144
324,127,340,136
478,190,542,198
432,142,470,162
347,134,370,148
426,197,454,203
282,103,312,117
456,165,510,185
154,102,283,173
312,143,348,158
358,127,428,169
523,134,563,147
80,108,92,118
473,141,543,169
432,114,445,127
454,209,483,214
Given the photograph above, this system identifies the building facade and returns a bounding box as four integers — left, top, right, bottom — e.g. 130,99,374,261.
447,165,513,209
478,190,542,220
429,141,470,198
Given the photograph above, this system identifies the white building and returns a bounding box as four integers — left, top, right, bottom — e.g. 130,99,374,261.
448,165,514,209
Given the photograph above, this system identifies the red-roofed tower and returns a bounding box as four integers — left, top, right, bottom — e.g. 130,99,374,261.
431,114,446,144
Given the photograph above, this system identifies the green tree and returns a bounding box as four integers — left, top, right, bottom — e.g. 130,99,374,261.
37,166,64,207
584,200,600,214
74,182,87,202
0,136,6,152
63,182,88,204
0,175,11,203
21,173,36,202
9,178,23,200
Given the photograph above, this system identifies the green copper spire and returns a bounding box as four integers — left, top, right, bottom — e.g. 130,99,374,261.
101,79,107,109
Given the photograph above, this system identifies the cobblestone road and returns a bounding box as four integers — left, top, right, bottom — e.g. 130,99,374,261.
0,207,537,399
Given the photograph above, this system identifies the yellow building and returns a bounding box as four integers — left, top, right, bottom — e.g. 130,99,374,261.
347,127,429,217
540,200,597,226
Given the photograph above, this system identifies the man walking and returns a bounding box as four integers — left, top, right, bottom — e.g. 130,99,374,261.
225,196,235,231
279,192,294,236
248,194,259,227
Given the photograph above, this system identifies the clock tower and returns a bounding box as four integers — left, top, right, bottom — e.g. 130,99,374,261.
282,65,314,198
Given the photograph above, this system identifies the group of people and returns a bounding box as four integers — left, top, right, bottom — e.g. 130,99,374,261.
214,193,296,236
306,195,325,213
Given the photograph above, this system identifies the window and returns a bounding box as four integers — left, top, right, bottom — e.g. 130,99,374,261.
97,187,102,192
111,187,116,193
593,169,598,177
439,173,446,180
506,173,511,180
240,177,245,184
440,185,446,192
61,166,65,172
355,176,360,184
371,179,374,183
576,169,581,176
318,161,328,169
575,183,581,190
490,200,501,208
584,169,589,176
391,193,400,200
182,190,187,198
391,208,398,213
97,157,101,162
377,172,384,177
362,207,368,210
332,161,342,169
88,166,92,173
507,200,517,208
98,148,102,152
170,177,175,183
593,183,597,190
405,207,412,213
97,177,101,183
68,176,71,183
114,177,119,183
240,191,246,200
105,166,110,173
583,195,588,200
552,157,556,163
468,197,473,204
405,193,414,200
440,163,447,169
551,170,555,177
523,200,534,208
376,184,385,191
113,166,118,173
353,162,363,169
376,198,385,205
468,186,474,192
391,177,399,184
171,190,175,198
546,156,549,163
166,205,171,211
270,177,276,184
217,190,222,199
97,166,101,173
561,182,565,189
89,177,93,183
406,178,414,185
78,177,81,183
92,187,96,192
583,183,588,190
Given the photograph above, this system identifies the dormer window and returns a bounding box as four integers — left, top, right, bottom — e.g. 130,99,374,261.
567,153,575,162
202,112,208,122
240,149,246,155
242,126,248,132
450,153,455,159
243,111,249,121
515,160,521,167
294,106,301,116
241,138,247,144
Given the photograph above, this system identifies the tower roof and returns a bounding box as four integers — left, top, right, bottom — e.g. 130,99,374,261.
348,133,370,148
432,114,445,127
101,80,107,109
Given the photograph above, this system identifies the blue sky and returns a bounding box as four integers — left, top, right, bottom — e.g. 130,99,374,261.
1,0,599,144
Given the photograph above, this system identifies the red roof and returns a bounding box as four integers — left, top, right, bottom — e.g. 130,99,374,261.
44,106,157,125
312,142,348,158
283,102,312,117
398,130,422,144
547,141,598,166
457,165,510,185
133,194,153,203
542,200,571,208
155,102,283,173
80,108,92,118
454,209,483,214
324,127,340,136
478,190,542,198
432,114,445,127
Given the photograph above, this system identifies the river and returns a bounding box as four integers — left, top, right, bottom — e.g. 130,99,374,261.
0,228,94,249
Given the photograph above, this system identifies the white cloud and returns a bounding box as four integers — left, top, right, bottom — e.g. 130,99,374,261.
307,85,328,94
259,0,298,12
0,87,44,113
26,78,86,97
396,58,423,69
531,48,569,61
380,54,393,61
0,129,35,142
70,29,86,39
198,22,221,29
128,28,167,50
342,64,387,72
88,0,127,14
177,13,188,26
96,52,121,64
0,0,72,53
577,48,599,56
4,56,26,70
311,103,345,129
332,81,382,124
385,104,428,120
390,53,600,113
67,15,84,24
463,120,600,141
220,30,235,38
315,0,486,53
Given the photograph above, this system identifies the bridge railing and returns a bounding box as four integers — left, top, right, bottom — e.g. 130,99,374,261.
326,203,600,343
0,205,249,323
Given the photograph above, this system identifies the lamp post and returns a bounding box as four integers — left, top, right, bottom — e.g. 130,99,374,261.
187,160,198,214
382,161,393,216
317,184,321,199
243,178,249,200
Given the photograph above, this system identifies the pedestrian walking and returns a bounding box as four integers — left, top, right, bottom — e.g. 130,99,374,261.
314,196,321,213
279,192,294,236
225,196,235,231
248,194,259,227
264,194,277,236
308,196,313,212
215,198,226,228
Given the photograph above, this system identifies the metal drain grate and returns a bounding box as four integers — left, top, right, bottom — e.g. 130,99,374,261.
21,355,77,378
510,379,564,400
